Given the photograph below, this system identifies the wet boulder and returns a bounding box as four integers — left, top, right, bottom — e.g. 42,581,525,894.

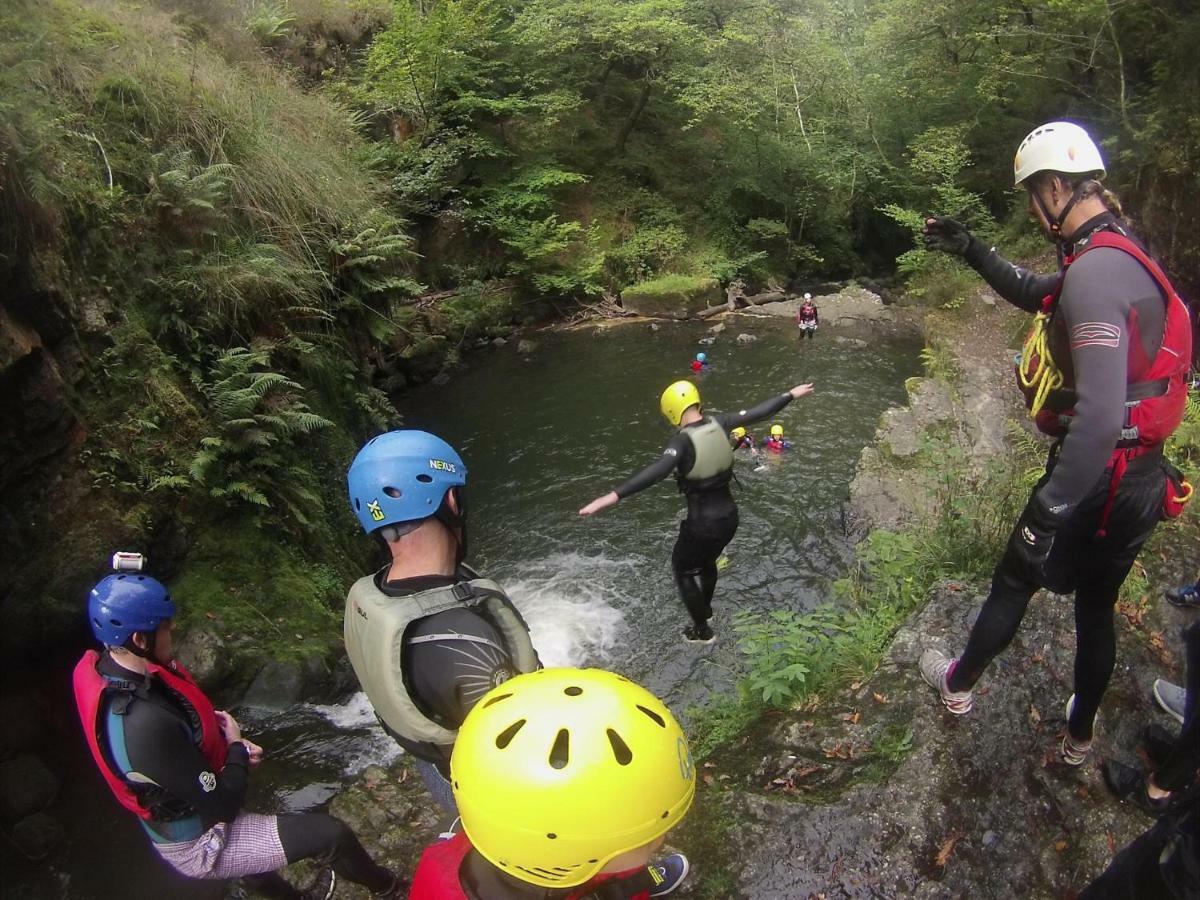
241,658,307,710
174,626,230,691
0,754,59,822
516,339,538,355
736,333,758,344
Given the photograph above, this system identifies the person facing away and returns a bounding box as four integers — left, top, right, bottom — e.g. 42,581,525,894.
730,426,755,450
918,121,1193,766
796,294,819,339
762,424,792,452
74,554,404,900
579,379,814,643
342,430,541,813
409,668,693,900
690,352,709,373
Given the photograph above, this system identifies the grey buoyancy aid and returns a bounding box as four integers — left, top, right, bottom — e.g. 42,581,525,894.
343,569,539,746
677,417,735,492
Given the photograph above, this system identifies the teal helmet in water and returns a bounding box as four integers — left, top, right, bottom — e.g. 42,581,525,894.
347,430,468,535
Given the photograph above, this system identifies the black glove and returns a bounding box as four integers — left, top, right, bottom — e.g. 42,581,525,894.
1007,494,1063,587
922,216,973,256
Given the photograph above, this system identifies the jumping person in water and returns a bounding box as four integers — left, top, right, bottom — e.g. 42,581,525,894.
918,121,1193,765
796,294,819,339
730,426,755,450
579,380,814,642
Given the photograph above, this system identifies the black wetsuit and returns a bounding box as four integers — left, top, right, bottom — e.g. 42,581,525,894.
379,572,521,775
614,393,795,630
95,653,394,897
946,214,1170,742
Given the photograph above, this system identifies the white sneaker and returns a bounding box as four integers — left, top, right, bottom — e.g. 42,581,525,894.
1061,695,1094,766
1153,679,1186,725
919,648,973,715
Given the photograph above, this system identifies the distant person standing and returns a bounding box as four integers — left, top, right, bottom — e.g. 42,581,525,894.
918,121,1193,766
796,294,819,339
580,380,814,643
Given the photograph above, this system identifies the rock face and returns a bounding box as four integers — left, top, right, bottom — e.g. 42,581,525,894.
173,626,231,691
620,276,722,319
757,284,895,326
725,581,1176,899
0,754,59,822
242,658,308,710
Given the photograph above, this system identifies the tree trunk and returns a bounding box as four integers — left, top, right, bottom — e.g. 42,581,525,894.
615,79,653,156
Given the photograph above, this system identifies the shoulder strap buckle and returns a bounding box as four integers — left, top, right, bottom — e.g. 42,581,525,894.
451,582,474,602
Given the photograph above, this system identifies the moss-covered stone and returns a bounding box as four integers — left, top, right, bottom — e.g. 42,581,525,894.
620,275,722,319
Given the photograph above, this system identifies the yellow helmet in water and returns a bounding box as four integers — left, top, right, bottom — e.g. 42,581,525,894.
660,380,701,426
451,668,695,889
770,424,784,437
731,426,747,441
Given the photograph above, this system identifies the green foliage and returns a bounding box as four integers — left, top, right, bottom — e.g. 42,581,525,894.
189,345,333,528
919,342,958,383
873,725,915,762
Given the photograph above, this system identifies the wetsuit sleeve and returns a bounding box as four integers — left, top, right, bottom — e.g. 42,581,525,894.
122,703,250,825
716,394,793,430
613,434,688,499
1038,249,1139,512
964,240,1061,313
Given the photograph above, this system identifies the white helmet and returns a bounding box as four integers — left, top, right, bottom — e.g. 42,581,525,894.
1013,121,1105,187
803,293,812,301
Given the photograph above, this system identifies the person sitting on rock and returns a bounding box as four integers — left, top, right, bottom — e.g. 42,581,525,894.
796,294,819,339
762,424,792,452
73,554,405,899
690,352,709,373
579,380,814,643
409,668,693,899
343,430,541,815
730,426,755,450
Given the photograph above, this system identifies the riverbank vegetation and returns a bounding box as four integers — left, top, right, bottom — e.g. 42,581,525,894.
2,0,1197,661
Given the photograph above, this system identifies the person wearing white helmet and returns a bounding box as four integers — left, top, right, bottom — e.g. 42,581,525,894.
918,121,1194,766
796,293,819,339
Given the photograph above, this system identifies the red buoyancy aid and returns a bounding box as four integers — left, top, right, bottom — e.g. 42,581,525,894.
73,650,228,821
410,833,652,900
1018,230,1192,443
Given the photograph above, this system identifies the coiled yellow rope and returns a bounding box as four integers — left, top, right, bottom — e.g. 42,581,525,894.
1018,312,1064,417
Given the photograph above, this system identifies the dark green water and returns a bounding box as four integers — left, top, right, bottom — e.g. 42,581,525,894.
400,316,922,710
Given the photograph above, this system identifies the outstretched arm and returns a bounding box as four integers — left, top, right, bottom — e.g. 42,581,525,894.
580,435,687,515
716,384,813,430
923,217,1058,313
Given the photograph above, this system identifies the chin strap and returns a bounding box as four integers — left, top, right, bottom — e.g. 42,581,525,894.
1033,179,1098,264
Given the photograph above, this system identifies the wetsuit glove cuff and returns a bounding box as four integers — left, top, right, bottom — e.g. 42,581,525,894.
223,741,250,768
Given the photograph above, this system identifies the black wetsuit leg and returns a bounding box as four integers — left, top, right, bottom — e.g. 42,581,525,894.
948,462,1163,699
671,511,738,628
276,814,394,893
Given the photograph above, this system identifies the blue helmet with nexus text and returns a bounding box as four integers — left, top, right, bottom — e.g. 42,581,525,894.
347,430,468,534
88,573,176,646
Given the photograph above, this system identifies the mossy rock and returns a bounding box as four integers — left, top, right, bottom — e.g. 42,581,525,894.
620,275,722,319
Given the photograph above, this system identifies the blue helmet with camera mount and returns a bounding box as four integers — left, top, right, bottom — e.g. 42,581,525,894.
347,430,468,534
88,573,176,646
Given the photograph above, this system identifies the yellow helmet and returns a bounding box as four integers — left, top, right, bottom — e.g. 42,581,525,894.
770,424,784,437
660,381,700,426
451,668,696,889
731,426,747,440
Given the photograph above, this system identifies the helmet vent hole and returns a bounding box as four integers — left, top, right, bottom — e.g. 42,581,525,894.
495,719,526,749
549,729,570,769
636,705,666,728
110,618,123,627
483,692,513,708
563,686,582,696
384,487,403,498
606,729,633,765
661,810,669,819
355,499,361,511
416,474,434,483
546,832,557,839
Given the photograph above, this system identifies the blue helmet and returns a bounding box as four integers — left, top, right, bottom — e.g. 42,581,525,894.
696,352,707,363
88,574,176,646
347,430,468,534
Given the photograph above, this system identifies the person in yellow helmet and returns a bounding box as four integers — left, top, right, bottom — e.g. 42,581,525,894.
408,668,695,899
580,380,814,642
730,425,755,451
762,423,792,453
